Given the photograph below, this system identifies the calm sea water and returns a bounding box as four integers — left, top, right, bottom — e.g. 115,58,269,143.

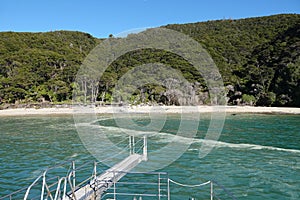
0,113,299,199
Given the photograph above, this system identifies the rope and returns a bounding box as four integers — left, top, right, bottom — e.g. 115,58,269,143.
65,163,73,176
134,145,144,154
211,180,236,200
113,137,130,146
96,143,132,163
130,137,145,154
102,136,144,154
134,138,144,145
84,136,145,167
47,159,73,170
76,160,94,170
168,178,211,188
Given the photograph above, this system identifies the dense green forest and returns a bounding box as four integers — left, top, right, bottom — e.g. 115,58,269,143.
0,14,299,108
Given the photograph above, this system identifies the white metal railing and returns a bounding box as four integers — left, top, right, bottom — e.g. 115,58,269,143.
0,135,236,200
22,136,146,200
101,171,169,200
1,162,235,200
23,172,45,200
54,177,67,200
167,178,212,200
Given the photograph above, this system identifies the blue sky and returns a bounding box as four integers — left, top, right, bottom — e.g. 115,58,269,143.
1,0,299,38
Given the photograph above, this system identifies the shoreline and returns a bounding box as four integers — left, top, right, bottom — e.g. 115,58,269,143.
0,106,300,116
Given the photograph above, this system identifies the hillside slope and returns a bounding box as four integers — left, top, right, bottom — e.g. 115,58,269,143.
164,14,300,106
0,14,299,107
0,31,100,103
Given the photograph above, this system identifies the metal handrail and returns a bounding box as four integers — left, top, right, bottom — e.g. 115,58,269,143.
107,170,168,175
75,160,94,171
0,136,239,200
168,178,212,200
2,160,236,200
0,186,29,200
23,170,47,200
54,177,67,200
67,170,77,200
168,178,211,188
1,134,146,200
75,175,94,189
116,181,159,185
103,192,167,198
101,171,169,200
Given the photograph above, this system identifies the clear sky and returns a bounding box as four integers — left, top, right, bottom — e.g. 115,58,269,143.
1,0,299,38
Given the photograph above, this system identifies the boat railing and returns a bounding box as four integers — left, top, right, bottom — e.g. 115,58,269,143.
23,171,46,200
0,135,236,199
0,186,30,200
168,178,212,200
209,180,237,200
101,171,169,200
0,159,236,200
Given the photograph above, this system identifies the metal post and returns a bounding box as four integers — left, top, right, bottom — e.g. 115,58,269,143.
210,181,213,200
143,136,148,161
63,177,67,199
41,171,46,200
72,161,76,189
158,173,161,200
167,178,170,200
93,161,97,179
129,135,132,155
93,161,97,199
132,136,135,154
113,171,116,200
67,172,77,200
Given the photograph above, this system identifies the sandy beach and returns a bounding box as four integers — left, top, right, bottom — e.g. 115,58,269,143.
0,105,299,116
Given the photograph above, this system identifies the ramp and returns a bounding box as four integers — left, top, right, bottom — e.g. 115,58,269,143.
71,153,145,200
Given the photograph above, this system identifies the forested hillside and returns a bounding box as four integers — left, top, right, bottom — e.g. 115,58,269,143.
0,31,100,105
164,14,300,106
0,14,299,107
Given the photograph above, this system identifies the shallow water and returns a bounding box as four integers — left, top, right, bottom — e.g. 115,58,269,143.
0,114,299,199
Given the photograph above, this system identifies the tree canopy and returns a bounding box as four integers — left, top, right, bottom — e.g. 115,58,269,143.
0,14,299,107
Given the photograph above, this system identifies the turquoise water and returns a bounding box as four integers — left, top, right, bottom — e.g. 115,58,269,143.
0,114,299,199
